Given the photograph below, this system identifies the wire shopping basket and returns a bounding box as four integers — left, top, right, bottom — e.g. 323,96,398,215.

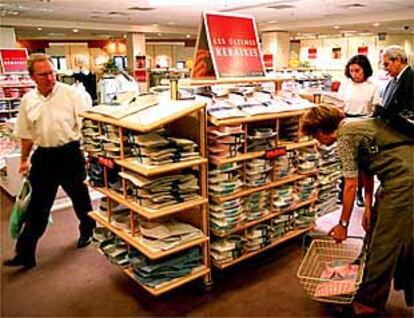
297,234,366,304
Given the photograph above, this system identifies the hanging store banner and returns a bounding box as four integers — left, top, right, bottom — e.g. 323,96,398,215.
0,48,29,74
192,12,265,79
308,48,317,59
358,46,369,55
263,54,273,69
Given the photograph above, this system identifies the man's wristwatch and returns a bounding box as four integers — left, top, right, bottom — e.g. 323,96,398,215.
339,220,349,228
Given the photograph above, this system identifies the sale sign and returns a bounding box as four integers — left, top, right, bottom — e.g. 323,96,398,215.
358,46,368,55
263,54,273,69
192,12,265,79
0,48,28,73
308,48,317,59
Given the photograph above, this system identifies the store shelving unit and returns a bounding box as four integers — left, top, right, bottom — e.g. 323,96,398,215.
80,100,211,296
183,77,318,269
0,80,34,122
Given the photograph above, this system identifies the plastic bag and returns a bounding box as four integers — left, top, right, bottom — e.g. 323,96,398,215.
9,178,32,239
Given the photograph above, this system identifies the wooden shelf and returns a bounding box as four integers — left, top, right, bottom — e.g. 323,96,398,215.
115,157,208,177
208,109,308,126
0,97,21,101
123,265,210,296
212,226,313,269
209,140,317,165
180,76,290,86
212,197,317,237
0,83,34,88
94,187,207,220
89,211,209,260
210,173,317,203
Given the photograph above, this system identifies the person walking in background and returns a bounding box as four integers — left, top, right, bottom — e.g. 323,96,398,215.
337,54,380,207
374,45,414,136
3,53,95,269
302,105,413,316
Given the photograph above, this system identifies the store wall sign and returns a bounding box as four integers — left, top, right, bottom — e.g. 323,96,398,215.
192,12,265,79
308,48,317,59
0,48,29,73
358,46,369,55
263,54,273,69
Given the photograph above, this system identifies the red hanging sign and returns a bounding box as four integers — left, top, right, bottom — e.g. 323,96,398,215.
192,12,265,79
308,48,317,59
358,46,368,55
263,54,273,69
0,48,29,74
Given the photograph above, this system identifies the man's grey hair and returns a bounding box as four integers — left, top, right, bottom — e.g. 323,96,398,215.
382,45,408,64
27,53,53,75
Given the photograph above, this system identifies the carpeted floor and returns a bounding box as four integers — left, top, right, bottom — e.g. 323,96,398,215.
1,189,412,317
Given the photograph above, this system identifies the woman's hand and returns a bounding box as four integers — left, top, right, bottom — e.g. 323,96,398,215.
329,224,348,243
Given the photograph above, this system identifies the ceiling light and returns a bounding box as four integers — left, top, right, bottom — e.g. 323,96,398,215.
123,34,127,38
186,34,191,38
268,20,278,24
37,27,43,31
128,6,155,11
373,23,380,27
340,3,366,9
158,33,162,36
73,29,79,33
167,22,176,25
334,25,340,29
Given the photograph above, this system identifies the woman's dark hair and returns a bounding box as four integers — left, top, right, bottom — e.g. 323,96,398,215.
344,54,373,81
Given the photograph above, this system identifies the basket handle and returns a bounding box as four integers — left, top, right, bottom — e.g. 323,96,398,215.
302,232,366,257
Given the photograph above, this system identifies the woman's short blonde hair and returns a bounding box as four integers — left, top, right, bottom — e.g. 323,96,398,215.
302,105,345,136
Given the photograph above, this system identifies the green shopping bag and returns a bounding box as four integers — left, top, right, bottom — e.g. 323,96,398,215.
9,178,32,239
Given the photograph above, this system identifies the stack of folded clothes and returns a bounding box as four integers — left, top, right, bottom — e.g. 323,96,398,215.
298,146,319,174
210,199,245,235
98,197,129,217
208,165,244,197
208,125,245,159
86,157,105,187
247,128,276,151
294,206,316,229
93,229,130,268
111,210,139,233
210,235,244,264
316,143,342,216
119,170,199,209
100,124,127,159
244,191,271,221
245,224,271,252
81,119,102,156
273,184,295,211
207,100,247,119
127,129,199,166
107,165,123,193
246,158,272,187
129,247,203,288
274,150,297,179
138,219,204,252
296,176,318,201
270,213,295,238
279,117,300,142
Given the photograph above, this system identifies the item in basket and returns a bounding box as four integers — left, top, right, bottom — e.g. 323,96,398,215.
314,260,360,298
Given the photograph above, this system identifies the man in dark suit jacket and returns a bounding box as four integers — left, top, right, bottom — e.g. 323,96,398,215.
375,45,414,136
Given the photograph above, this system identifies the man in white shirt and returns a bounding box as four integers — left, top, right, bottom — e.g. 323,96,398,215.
3,53,95,269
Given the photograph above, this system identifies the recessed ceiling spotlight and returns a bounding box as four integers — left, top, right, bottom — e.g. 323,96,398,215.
123,34,127,38
37,27,43,31
158,32,162,36
186,34,191,38
152,24,158,27
334,25,341,29
73,29,79,33
373,23,380,27
268,20,277,24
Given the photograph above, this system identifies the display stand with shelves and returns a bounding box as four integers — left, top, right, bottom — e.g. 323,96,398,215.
182,77,318,269
80,99,211,296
